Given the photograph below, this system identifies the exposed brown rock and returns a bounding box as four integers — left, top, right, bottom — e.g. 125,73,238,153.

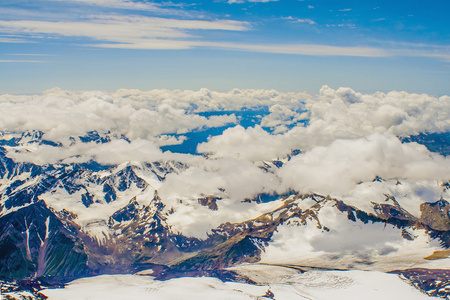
197,196,221,211
420,199,450,231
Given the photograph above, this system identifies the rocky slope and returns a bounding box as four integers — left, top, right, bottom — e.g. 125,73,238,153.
1,131,450,299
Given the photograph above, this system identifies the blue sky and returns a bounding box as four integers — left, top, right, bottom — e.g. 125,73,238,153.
0,0,449,95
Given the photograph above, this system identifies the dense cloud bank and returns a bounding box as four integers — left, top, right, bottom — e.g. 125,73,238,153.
0,88,239,143
1,85,449,164
1,86,450,237
278,132,450,195
1,86,448,145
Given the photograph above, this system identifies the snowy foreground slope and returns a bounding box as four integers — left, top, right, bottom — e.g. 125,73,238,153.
0,86,450,299
42,265,429,300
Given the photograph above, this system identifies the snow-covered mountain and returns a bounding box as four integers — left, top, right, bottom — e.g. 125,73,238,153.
1,130,450,299
1,87,450,299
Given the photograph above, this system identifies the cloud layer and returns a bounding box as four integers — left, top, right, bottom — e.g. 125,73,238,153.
1,86,450,238
1,85,449,162
196,86,450,161
0,88,239,144
277,132,450,195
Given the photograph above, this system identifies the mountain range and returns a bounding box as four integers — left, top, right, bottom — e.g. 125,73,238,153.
1,130,450,299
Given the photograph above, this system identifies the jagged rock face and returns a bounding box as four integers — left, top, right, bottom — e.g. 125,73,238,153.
0,278,54,300
171,198,309,270
391,268,450,298
0,201,88,279
0,138,186,279
1,135,450,283
1,187,449,281
197,196,220,211
420,199,450,231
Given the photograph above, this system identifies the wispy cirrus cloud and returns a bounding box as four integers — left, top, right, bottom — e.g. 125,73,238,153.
198,41,387,57
226,0,279,3
0,15,250,49
44,0,162,11
282,16,316,25
8,53,53,56
0,60,45,63
325,23,356,29
371,40,450,62
0,53,51,63
391,48,450,62
0,12,449,61
0,14,385,57
0,37,33,43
